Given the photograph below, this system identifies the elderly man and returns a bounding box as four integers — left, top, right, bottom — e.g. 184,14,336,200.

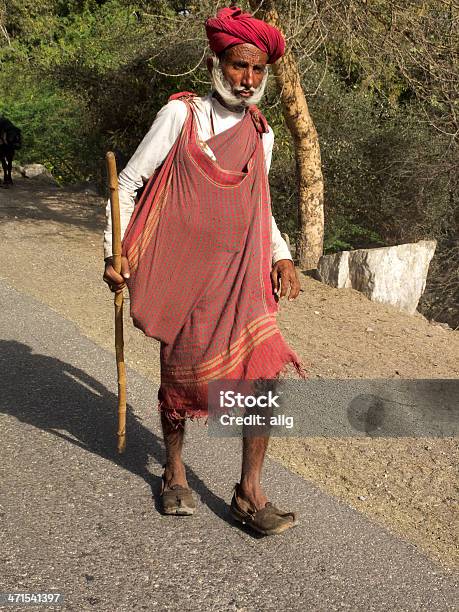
103,6,306,535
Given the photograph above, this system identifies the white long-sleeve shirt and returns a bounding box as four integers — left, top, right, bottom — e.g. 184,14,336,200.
103,93,292,264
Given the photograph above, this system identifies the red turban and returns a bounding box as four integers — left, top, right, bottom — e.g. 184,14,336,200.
205,6,285,64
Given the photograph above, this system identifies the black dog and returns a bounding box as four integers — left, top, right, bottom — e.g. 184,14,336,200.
0,117,22,186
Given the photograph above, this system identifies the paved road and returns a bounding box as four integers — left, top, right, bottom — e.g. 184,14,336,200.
0,281,457,611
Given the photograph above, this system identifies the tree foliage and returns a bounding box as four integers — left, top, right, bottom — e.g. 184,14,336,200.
0,0,457,325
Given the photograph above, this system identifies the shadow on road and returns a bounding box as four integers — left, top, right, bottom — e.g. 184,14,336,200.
0,340,231,526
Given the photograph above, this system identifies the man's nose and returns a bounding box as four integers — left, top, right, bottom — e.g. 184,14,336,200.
241,68,254,89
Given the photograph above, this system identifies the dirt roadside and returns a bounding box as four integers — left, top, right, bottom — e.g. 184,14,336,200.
1,179,457,573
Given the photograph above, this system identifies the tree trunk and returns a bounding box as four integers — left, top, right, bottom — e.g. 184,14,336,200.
249,0,324,269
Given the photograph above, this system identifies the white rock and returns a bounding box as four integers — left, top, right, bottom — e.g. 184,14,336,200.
317,240,437,314
12,162,24,177
21,163,57,183
316,250,351,288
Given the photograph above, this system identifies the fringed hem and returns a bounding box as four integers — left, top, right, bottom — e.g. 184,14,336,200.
157,398,208,428
157,331,308,425
272,357,308,381
243,330,308,382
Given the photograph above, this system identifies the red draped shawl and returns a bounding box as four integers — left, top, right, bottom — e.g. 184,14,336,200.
122,94,306,422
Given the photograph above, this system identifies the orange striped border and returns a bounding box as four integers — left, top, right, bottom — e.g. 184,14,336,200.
164,313,272,375
126,175,172,273
161,313,279,384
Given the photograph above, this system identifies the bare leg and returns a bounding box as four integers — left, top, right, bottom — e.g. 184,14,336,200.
238,379,278,509
239,434,269,510
161,412,189,488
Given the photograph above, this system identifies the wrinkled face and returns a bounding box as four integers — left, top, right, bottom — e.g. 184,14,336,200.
208,43,269,110
220,43,268,97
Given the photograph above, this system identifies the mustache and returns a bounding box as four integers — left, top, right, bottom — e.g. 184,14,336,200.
233,85,256,94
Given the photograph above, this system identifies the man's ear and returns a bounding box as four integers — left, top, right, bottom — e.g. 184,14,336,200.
206,56,214,75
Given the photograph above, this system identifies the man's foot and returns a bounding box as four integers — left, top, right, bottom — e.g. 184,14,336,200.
160,464,195,516
238,479,268,510
230,483,297,535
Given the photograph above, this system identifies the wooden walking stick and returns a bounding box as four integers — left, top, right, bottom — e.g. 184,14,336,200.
106,151,127,454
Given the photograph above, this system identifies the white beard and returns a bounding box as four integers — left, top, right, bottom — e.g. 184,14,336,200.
210,57,268,111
